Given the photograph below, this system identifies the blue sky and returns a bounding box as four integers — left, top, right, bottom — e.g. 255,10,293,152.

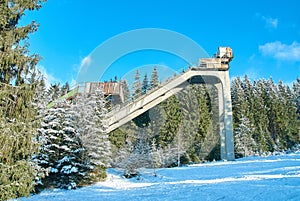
22,0,300,87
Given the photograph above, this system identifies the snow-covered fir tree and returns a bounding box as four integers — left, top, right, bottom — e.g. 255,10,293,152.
142,73,149,95
120,79,131,102
150,66,159,88
73,89,111,182
293,78,300,117
150,139,161,176
133,70,142,99
122,127,152,178
234,115,257,157
34,100,88,189
252,81,273,153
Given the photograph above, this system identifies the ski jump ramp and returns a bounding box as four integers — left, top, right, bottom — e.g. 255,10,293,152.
105,67,234,161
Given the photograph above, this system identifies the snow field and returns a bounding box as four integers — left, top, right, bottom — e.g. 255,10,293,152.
15,153,300,201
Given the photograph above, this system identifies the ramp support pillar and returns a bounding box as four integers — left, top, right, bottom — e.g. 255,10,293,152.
216,71,235,161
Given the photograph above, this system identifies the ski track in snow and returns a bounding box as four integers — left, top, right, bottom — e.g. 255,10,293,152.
14,153,300,201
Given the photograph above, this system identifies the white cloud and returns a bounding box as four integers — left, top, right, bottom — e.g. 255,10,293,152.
256,13,278,29
262,16,278,29
37,65,59,88
259,41,300,61
80,56,92,67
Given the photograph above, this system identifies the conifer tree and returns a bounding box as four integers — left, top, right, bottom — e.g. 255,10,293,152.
176,85,202,163
0,0,47,199
264,78,284,150
150,139,161,175
60,82,70,96
34,100,88,189
0,0,46,85
120,79,130,102
0,83,40,199
293,78,300,118
159,95,182,148
195,85,212,159
123,127,152,177
142,73,149,95
252,81,272,152
242,75,255,124
132,71,151,127
132,70,142,98
277,81,299,148
73,89,111,183
110,121,137,168
231,77,249,129
48,83,61,102
234,115,257,157
150,66,159,88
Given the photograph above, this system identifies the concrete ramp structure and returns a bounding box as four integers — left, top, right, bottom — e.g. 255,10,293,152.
60,47,235,161
47,47,235,160
105,66,234,161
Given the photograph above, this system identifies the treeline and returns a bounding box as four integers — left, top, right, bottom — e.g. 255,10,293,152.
109,70,300,178
232,76,300,157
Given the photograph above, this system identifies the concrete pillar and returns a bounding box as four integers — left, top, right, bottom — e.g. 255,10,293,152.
216,71,235,161
215,82,226,160
222,71,235,161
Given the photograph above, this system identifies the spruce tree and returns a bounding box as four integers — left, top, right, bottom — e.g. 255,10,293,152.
252,81,272,152
73,89,111,183
60,82,70,96
142,73,149,95
48,83,61,102
234,115,257,157
132,70,142,98
110,121,137,169
231,77,250,130
34,100,88,189
34,101,88,189
132,71,151,127
277,81,299,148
177,85,202,163
195,85,212,159
0,0,46,85
242,75,255,124
120,79,130,102
123,127,152,177
0,83,40,199
150,66,159,88
159,95,182,148
293,78,300,118
0,0,47,199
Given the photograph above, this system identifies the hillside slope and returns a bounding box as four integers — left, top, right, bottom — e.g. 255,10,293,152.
16,152,300,201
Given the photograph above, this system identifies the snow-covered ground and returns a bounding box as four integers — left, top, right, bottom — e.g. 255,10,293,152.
15,153,300,201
